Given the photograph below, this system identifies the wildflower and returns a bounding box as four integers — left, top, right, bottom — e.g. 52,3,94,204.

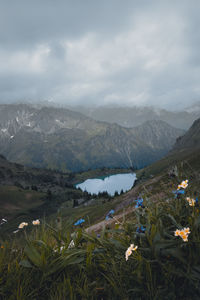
68,240,75,249
177,180,188,190
106,209,115,220
183,227,190,234
186,197,195,206
18,222,28,229
136,226,146,233
74,218,85,226
174,227,190,242
32,219,40,225
135,197,144,208
125,243,138,261
54,247,63,253
0,245,4,249
173,189,185,199
174,229,180,236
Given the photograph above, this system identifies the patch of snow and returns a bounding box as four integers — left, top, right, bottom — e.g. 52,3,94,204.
1,128,7,132
10,135,14,139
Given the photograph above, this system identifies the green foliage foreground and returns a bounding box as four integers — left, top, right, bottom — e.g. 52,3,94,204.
0,180,200,299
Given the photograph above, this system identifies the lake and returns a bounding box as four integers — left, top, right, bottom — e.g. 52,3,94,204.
76,173,136,196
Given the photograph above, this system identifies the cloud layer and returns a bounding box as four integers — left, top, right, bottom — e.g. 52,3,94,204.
0,0,200,109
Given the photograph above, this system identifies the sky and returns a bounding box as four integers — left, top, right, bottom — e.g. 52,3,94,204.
0,0,200,110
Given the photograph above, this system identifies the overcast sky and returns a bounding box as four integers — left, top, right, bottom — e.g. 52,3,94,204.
0,0,200,110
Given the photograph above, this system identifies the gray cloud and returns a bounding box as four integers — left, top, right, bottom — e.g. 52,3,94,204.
0,0,200,109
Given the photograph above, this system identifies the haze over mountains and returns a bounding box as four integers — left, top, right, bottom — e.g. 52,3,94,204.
0,103,184,171
71,102,200,130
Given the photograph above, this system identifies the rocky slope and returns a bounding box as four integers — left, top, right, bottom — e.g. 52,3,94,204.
137,117,200,179
0,104,184,171
172,118,200,151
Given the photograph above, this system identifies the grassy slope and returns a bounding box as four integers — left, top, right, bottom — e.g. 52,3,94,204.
136,148,200,179
0,126,200,298
0,186,44,217
1,158,200,299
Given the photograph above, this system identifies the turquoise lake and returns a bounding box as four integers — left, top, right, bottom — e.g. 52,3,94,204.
76,173,136,196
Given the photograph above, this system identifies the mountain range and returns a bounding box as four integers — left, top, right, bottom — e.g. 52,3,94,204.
0,104,184,171
71,103,200,130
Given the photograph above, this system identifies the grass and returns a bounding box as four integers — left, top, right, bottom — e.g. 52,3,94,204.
136,148,200,182
0,166,200,299
0,186,45,217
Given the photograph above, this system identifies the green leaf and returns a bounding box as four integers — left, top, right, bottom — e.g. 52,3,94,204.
25,244,44,268
19,259,33,268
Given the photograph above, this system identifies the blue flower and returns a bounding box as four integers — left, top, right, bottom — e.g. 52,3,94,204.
135,198,144,208
173,189,185,198
74,218,85,226
105,209,115,220
136,225,146,233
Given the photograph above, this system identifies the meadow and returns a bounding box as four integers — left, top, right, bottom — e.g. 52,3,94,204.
0,168,200,300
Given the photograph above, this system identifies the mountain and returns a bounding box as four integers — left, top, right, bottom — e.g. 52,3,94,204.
172,118,200,151
0,104,184,171
71,105,199,130
137,117,200,179
131,120,184,153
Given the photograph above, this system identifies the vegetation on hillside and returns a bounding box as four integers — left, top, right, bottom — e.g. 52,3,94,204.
0,167,200,299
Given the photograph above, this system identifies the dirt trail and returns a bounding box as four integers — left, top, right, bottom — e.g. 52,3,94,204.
86,206,135,233
85,175,163,233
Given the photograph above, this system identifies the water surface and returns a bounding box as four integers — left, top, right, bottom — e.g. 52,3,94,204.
76,173,136,196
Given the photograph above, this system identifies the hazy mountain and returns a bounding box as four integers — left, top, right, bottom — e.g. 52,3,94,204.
71,104,200,130
131,120,185,153
0,104,184,171
172,117,200,151
139,117,200,178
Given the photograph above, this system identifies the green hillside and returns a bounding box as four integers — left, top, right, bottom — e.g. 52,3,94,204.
0,118,200,299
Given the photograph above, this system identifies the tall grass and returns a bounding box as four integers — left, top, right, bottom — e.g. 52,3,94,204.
0,175,200,299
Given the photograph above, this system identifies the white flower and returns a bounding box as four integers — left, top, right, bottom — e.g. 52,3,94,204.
125,243,138,261
177,180,189,190
18,222,28,229
174,229,180,236
174,227,190,242
68,240,75,249
186,197,195,206
32,219,40,225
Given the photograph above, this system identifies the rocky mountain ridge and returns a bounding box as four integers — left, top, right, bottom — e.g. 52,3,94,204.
0,104,184,171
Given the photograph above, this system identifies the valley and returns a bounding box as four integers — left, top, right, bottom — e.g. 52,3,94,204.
0,109,200,299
